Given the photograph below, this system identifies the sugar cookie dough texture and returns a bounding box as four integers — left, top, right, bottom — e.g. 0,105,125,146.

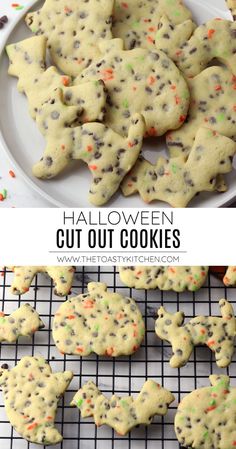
0,357,73,445
76,41,190,136
122,128,236,207
175,375,236,449
167,67,236,157
223,266,236,286
25,0,114,76
32,87,145,206
53,282,145,356
119,266,208,291
71,379,174,435
8,266,75,296
6,36,107,121
112,0,193,51
155,299,236,368
0,304,44,342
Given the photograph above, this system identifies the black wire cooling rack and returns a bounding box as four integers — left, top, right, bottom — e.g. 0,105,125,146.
0,266,236,449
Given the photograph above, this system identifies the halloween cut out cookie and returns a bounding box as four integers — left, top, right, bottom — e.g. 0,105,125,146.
53,282,145,357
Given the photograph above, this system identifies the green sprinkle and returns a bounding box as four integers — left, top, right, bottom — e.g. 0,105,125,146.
121,400,128,407
94,80,100,87
123,99,129,108
173,10,181,16
183,90,190,99
217,113,225,122
94,324,100,332
203,431,209,439
132,20,140,28
171,164,178,174
126,63,133,71
102,299,109,307
15,5,24,10
2,189,7,199
80,152,90,158
210,399,216,406
0,317,5,324
66,325,72,331
194,274,199,280
77,398,83,407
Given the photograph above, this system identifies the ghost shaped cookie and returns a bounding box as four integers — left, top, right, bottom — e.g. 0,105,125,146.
0,357,73,445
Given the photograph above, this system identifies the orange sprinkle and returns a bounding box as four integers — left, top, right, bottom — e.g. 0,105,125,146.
176,50,183,57
106,347,114,356
9,170,15,178
27,422,38,431
0,194,4,202
136,270,142,276
148,75,156,85
179,115,186,123
170,85,176,90
148,26,156,32
147,36,154,44
46,416,53,421
215,85,222,91
67,315,76,320
233,84,236,90
206,405,216,412
87,145,93,152
89,165,97,170
62,76,70,86
76,346,84,353
83,299,94,309
175,95,181,105
127,182,133,187
121,2,128,7
168,267,176,273
200,329,206,335
147,127,157,136
207,29,215,39
64,6,72,14
23,287,29,293
100,68,114,81
132,86,137,91
86,399,91,403
207,340,215,347
0,312,5,317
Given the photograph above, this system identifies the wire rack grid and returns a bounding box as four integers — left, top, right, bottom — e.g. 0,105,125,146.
0,266,235,449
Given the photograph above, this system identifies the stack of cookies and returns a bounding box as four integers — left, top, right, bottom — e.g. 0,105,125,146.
6,0,236,206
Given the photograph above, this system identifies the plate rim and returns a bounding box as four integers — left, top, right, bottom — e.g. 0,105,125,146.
0,0,235,208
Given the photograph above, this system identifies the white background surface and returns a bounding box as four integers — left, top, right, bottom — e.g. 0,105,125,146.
0,0,236,207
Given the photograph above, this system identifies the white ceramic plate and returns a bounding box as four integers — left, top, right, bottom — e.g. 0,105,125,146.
0,0,234,207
